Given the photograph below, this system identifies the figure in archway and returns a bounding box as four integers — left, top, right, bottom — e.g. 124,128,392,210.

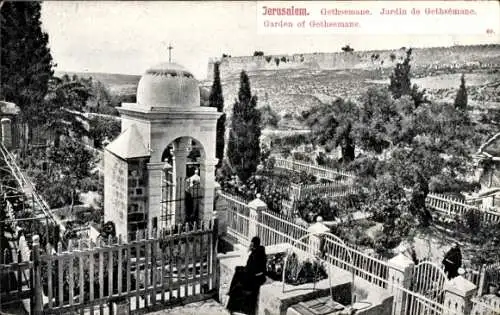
185,168,201,224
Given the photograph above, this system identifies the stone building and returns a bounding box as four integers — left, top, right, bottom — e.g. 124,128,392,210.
470,132,500,209
104,62,221,240
0,101,22,150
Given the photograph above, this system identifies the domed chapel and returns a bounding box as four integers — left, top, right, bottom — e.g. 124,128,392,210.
103,60,221,240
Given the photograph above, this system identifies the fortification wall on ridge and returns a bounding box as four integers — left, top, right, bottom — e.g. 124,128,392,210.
206,45,500,80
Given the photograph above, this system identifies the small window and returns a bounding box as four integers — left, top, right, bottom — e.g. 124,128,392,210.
152,217,158,230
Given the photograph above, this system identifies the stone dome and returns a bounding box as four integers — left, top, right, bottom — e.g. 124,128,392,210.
136,62,200,107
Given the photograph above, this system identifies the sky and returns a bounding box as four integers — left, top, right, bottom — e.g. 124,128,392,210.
41,1,498,80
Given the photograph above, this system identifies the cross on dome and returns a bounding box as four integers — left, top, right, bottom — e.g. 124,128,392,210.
167,42,174,63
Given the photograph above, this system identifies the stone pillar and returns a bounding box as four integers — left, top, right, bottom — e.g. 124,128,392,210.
1,118,12,149
443,276,477,315
213,182,226,236
248,194,267,243
290,183,302,216
173,139,189,180
307,217,329,257
173,139,189,223
200,158,218,224
387,253,415,315
146,163,163,235
112,299,130,315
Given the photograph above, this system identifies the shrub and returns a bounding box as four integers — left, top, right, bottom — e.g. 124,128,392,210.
266,252,328,285
296,195,338,223
464,208,482,233
356,234,375,247
292,151,312,163
89,116,121,149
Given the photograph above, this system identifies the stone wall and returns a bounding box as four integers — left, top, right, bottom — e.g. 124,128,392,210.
104,150,128,239
207,44,500,81
127,157,150,234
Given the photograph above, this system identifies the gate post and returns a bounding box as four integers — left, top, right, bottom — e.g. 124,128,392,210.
248,195,267,244
290,183,302,216
32,235,44,314
307,217,329,257
1,118,12,150
212,216,220,294
200,158,218,224
443,276,477,315
213,183,227,236
387,253,415,315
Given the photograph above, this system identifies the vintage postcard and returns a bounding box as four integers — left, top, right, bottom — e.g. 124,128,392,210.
0,1,499,314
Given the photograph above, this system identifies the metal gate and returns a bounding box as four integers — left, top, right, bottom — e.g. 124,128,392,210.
161,168,203,228
404,260,447,315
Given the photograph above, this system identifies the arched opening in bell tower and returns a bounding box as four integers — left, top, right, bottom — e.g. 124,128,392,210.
160,136,205,228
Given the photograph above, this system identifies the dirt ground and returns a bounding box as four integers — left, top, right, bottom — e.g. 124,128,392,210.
145,299,230,315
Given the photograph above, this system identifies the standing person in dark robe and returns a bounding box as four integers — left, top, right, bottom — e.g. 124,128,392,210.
226,236,267,315
442,243,462,279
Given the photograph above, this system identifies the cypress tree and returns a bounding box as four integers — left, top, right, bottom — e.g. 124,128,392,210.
1,2,54,130
209,62,226,166
389,48,428,107
454,74,468,110
389,48,412,99
227,71,261,182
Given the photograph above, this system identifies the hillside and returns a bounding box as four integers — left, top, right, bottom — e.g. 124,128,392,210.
56,44,500,124
55,71,140,97
201,45,500,128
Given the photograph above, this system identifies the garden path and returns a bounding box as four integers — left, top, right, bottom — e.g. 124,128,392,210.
144,299,229,315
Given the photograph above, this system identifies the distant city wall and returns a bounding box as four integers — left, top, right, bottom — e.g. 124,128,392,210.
206,45,500,80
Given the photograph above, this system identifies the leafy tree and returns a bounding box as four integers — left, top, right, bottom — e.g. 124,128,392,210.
88,116,121,148
354,87,401,154
259,104,280,129
209,62,226,166
227,71,261,181
366,175,415,254
409,170,432,227
41,141,96,210
454,74,468,110
305,98,358,160
341,45,354,52
43,74,93,147
0,1,54,132
85,80,118,115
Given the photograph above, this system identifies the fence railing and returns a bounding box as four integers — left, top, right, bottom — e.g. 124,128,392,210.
276,156,500,225
220,191,390,290
219,192,471,315
471,296,500,315
0,221,219,314
274,158,356,180
258,211,309,246
1,142,64,231
426,193,500,224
